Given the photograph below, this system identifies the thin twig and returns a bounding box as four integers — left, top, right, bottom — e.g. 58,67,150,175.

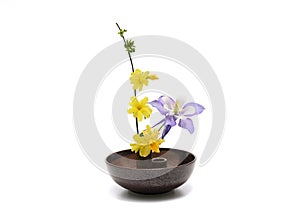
116,23,139,134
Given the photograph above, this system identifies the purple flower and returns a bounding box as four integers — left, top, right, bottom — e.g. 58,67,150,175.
149,96,204,138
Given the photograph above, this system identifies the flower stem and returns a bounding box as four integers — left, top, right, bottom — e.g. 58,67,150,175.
116,23,139,134
152,118,165,128
115,23,135,80
158,122,165,132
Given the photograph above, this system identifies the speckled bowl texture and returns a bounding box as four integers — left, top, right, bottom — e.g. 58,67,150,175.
106,148,196,194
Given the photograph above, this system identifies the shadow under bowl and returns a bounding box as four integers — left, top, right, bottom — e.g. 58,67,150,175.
106,148,196,195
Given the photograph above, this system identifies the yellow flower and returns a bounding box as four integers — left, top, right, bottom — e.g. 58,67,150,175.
128,96,152,121
130,69,158,91
130,125,164,157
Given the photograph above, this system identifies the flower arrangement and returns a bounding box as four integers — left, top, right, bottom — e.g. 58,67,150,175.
116,23,205,158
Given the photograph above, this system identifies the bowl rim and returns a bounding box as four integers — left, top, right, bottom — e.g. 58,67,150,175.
105,148,196,171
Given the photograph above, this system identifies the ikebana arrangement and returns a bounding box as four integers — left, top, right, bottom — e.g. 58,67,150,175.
106,23,205,194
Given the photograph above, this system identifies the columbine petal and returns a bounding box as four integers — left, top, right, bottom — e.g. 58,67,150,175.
159,95,175,111
178,118,194,133
162,125,172,139
182,102,205,117
165,115,177,127
149,100,169,115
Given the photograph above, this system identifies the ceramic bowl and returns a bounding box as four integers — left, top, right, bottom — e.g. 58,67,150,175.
106,148,196,194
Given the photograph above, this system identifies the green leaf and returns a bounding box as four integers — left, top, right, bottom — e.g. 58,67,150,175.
124,39,135,53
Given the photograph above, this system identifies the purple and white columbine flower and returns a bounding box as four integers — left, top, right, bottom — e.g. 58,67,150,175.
149,95,205,138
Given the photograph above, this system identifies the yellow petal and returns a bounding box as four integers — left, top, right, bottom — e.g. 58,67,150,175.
150,142,160,153
129,96,138,106
158,138,165,144
140,97,149,105
134,69,142,74
144,80,149,86
138,84,143,91
143,71,150,77
130,144,140,153
127,107,136,114
137,111,143,121
139,145,151,157
141,107,152,118
148,74,159,80
145,125,152,132
133,84,139,90
133,134,141,143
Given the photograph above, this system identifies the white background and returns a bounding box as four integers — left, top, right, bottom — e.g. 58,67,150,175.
1,0,299,212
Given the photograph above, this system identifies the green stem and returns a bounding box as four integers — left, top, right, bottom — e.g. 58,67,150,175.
115,23,135,76
158,122,165,132
116,23,139,134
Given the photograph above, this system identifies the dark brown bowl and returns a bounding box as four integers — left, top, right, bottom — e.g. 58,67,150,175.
106,148,196,194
